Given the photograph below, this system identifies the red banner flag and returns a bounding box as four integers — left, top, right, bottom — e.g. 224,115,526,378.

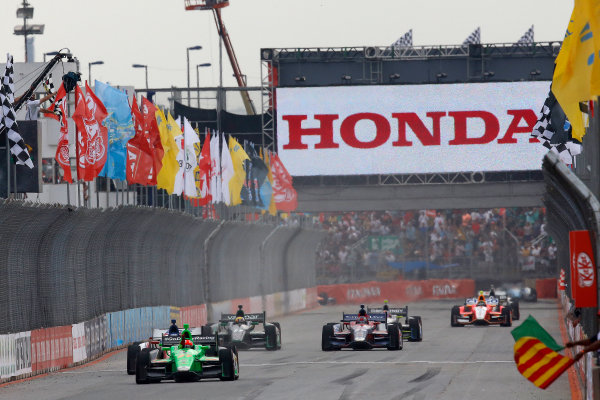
270,152,297,212
47,83,72,183
72,82,108,181
141,97,163,185
194,133,212,206
126,96,154,185
569,230,598,308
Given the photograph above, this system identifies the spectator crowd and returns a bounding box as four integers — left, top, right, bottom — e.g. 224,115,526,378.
316,207,557,283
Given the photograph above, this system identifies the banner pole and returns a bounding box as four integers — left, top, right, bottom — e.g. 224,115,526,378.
106,177,110,208
66,182,71,206
77,179,81,207
96,179,100,208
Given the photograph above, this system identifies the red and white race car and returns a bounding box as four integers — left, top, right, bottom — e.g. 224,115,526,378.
450,291,512,327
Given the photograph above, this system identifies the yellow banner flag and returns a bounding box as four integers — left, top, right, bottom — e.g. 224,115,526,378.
552,0,600,140
155,109,181,194
228,136,249,206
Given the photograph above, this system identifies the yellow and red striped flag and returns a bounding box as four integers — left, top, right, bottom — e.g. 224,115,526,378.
513,337,574,389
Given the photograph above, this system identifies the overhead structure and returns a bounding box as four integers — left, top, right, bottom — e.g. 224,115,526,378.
184,0,256,115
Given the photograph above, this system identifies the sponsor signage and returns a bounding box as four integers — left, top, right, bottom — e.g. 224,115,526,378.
276,82,550,175
72,322,87,363
569,230,598,308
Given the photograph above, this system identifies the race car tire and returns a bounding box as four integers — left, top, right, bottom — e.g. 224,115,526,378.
272,322,282,349
135,348,152,384
387,324,401,350
265,325,278,351
322,324,335,351
127,343,141,375
500,307,512,327
408,317,423,342
451,306,461,327
218,348,237,381
201,324,213,336
511,301,520,320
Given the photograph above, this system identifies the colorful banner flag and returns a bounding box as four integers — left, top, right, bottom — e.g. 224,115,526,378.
141,97,163,185
195,132,211,205
247,144,269,209
126,96,154,185
171,115,185,196
228,136,249,206
155,109,180,194
72,83,109,181
209,133,221,204
48,83,72,183
270,151,298,212
263,149,277,215
513,337,574,389
220,133,234,205
510,315,564,352
183,118,200,197
94,81,135,180
552,0,600,140
569,230,598,308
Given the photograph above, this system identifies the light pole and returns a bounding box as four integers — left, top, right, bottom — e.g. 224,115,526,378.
187,45,202,105
196,62,211,108
14,0,44,62
132,64,148,89
88,60,104,86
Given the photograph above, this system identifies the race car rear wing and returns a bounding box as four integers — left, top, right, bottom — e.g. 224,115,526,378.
342,312,388,323
152,326,202,339
219,311,265,324
160,334,218,347
367,306,408,317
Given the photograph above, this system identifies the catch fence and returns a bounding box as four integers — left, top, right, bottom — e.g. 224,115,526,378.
0,201,324,334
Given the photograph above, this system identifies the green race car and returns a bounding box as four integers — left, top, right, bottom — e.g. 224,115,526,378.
367,305,423,342
135,324,239,384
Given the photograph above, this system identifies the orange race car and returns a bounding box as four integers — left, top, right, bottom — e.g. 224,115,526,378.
450,291,512,327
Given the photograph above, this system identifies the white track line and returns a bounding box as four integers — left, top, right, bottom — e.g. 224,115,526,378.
240,360,513,367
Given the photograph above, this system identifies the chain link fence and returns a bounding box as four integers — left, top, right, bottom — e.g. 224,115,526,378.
0,201,324,334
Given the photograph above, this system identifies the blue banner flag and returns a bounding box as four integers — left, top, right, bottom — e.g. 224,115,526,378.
95,80,135,180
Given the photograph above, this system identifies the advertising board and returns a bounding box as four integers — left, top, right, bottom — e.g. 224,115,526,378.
277,82,550,175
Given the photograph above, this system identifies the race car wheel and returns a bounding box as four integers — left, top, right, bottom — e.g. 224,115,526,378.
408,317,423,341
451,306,461,327
272,322,282,349
127,343,141,375
135,348,152,384
511,301,520,320
500,307,512,327
322,324,335,351
265,325,278,351
387,324,400,350
218,348,237,381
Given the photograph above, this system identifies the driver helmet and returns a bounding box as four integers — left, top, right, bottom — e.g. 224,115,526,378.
383,300,389,311
234,316,245,324
358,304,367,316
183,339,194,349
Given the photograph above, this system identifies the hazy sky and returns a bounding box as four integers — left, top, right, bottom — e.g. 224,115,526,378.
2,0,573,91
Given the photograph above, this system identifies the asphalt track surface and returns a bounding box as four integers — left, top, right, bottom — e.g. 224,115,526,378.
0,299,571,400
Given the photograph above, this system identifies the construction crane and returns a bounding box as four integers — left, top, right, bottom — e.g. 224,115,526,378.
184,0,257,115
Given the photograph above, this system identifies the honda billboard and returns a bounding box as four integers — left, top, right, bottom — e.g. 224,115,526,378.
276,82,551,176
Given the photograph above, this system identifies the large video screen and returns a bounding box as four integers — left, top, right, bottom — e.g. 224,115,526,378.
276,82,551,176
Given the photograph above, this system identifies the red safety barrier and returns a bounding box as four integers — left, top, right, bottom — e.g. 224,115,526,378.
536,278,557,299
317,279,475,305
31,326,72,372
306,287,318,309
180,305,208,327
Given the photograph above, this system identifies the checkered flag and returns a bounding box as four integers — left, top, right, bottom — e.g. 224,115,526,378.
516,25,534,45
531,89,581,165
2,54,16,104
0,92,34,169
43,73,56,105
391,29,413,49
462,27,481,46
